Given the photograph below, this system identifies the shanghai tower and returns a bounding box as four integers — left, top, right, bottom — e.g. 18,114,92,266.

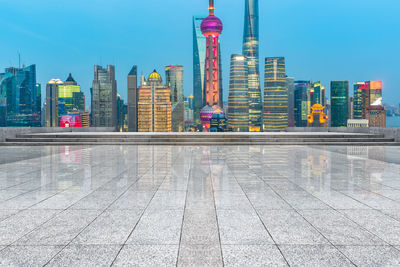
243,0,261,132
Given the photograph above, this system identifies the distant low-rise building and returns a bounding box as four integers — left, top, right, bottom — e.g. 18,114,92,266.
347,119,369,128
366,105,386,127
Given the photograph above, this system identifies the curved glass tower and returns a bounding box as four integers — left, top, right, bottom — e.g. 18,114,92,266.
193,15,207,126
243,0,261,132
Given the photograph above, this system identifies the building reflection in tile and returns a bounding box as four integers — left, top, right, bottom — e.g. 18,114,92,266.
0,145,400,266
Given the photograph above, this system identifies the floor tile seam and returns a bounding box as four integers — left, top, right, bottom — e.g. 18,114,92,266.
312,147,400,192
269,189,361,267
275,243,358,267
0,170,74,195
0,167,101,224
41,151,172,267
1,208,66,251
228,169,291,267
229,152,359,267
42,177,142,267
345,183,400,204
109,152,182,267
86,164,144,192
0,156,119,208
332,172,400,190
300,188,398,250
311,145,400,166
0,169,43,190
22,161,131,211
61,159,155,211
1,150,115,192
176,151,194,267
295,178,391,224
207,153,225,267
333,208,400,251
331,188,400,227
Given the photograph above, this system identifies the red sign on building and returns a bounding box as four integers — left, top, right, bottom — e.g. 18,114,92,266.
60,115,82,127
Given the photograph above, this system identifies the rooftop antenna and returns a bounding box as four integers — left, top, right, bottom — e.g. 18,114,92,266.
18,52,21,68
209,0,215,15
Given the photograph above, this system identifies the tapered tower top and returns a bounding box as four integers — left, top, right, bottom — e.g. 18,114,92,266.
209,0,215,15
201,0,223,37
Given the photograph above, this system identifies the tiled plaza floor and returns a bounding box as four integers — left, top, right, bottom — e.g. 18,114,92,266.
0,145,400,266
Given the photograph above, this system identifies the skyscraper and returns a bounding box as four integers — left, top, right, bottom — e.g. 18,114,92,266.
312,82,326,106
199,0,225,131
353,81,383,120
193,15,207,127
243,0,261,132
127,66,138,132
286,77,295,127
353,82,364,119
117,94,127,132
165,65,184,132
263,57,288,132
330,81,349,127
5,65,39,115
0,73,14,126
366,105,386,127
45,79,63,127
138,70,172,132
0,65,40,126
91,65,117,127
364,81,383,112
294,81,312,127
58,74,85,118
228,54,249,132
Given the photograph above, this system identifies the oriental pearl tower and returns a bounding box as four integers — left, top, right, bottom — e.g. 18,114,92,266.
199,0,225,131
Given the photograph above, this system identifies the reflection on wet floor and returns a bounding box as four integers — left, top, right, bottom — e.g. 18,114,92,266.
0,145,400,266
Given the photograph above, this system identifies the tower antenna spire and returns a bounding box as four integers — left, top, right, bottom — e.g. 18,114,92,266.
209,0,214,15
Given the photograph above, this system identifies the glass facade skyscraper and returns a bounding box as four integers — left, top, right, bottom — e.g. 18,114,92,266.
330,81,349,127
58,74,85,118
243,0,261,132
45,79,63,127
353,82,364,119
294,81,312,127
312,82,326,106
127,65,138,132
0,73,14,126
193,15,207,126
228,54,249,132
166,65,184,105
0,65,40,126
165,65,184,132
91,65,117,127
286,77,295,127
263,57,288,132
353,81,383,120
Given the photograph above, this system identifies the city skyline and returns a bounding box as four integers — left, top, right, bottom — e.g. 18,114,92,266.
0,0,398,105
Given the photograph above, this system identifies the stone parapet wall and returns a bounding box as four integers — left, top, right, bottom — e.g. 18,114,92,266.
287,127,400,142
0,127,116,142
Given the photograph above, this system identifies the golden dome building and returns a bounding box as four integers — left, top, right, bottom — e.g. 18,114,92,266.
137,70,172,132
307,103,328,127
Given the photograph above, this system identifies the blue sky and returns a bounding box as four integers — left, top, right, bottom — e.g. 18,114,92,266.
0,0,399,106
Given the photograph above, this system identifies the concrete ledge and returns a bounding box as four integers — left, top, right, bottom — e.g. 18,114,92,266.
287,127,400,142
0,127,116,142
